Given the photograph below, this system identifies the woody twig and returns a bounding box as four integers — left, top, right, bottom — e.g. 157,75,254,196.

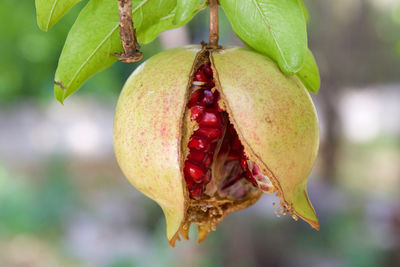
208,0,219,47
116,0,142,63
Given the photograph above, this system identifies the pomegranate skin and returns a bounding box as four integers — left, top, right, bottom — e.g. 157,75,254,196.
114,46,199,241
113,45,319,244
212,47,319,228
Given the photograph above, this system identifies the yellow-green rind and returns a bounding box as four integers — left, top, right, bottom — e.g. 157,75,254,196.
212,47,319,229
113,46,201,241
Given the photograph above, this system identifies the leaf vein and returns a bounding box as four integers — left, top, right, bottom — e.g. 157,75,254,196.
63,24,119,99
250,0,289,67
132,0,149,14
46,0,59,31
62,0,150,100
161,14,174,21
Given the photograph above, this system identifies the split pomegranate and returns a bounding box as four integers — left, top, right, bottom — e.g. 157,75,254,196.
184,63,267,200
113,45,320,246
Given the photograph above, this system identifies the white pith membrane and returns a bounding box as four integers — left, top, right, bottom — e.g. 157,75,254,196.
170,47,298,246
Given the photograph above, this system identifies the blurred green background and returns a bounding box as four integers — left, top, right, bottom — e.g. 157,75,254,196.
1,0,400,266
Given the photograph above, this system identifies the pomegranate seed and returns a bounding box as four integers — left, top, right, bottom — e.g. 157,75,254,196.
201,63,213,77
185,64,238,199
214,92,221,108
184,161,205,182
198,110,221,126
223,124,235,140
203,154,212,167
252,163,261,176
190,183,205,198
245,169,258,187
205,80,215,89
226,153,241,161
185,176,195,190
200,90,214,106
203,171,211,183
231,136,243,151
195,127,221,141
188,150,206,162
194,71,207,82
188,136,209,151
240,159,248,169
190,105,205,120
208,142,218,154
188,90,202,107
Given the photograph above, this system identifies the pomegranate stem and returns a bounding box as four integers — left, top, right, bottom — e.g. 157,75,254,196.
116,0,143,63
208,0,219,47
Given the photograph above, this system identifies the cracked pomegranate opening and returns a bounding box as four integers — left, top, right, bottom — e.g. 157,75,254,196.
183,59,275,204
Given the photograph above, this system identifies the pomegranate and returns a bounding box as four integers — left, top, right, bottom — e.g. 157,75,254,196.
113,45,319,246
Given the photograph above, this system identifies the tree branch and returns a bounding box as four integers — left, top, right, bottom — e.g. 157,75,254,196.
116,0,142,63
208,0,219,47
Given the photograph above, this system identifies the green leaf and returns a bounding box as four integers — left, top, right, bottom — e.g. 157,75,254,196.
35,0,82,31
296,48,320,93
55,0,198,103
133,0,191,44
219,0,307,74
174,0,201,25
298,0,309,24
54,0,121,103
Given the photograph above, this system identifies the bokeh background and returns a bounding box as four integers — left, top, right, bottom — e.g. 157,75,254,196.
1,0,400,266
